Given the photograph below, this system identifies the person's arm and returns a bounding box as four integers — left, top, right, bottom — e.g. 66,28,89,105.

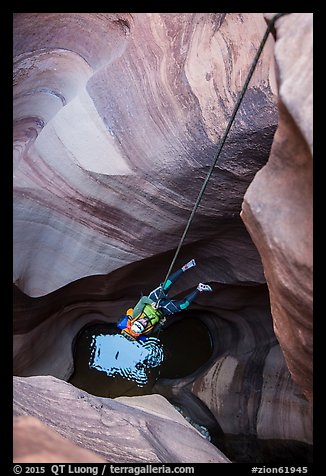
132,296,154,318
116,308,133,330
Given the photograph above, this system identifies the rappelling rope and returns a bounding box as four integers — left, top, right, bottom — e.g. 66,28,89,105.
158,12,290,302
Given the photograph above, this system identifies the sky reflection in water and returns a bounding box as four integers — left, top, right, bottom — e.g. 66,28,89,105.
89,333,164,386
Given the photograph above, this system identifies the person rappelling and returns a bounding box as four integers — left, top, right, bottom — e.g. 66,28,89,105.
116,259,212,342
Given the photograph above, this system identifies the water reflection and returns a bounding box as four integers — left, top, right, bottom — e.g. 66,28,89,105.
89,333,165,387
70,317,213,398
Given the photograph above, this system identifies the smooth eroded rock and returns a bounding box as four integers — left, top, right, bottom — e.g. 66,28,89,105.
13,13,277,297
241,13,313,400
13,415,106,463
13,376,230,463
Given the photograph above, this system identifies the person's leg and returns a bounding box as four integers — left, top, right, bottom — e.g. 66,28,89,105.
148,259,196,302
148,285,165,303
159,282,212,316
159,291,198,316
163,259,197,292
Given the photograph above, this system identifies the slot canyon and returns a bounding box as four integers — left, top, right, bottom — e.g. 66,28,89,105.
13,13,312,464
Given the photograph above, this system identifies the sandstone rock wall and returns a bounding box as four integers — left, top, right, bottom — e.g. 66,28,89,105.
13,13,276,297
14,415,107,463
13,13,312,463
241,13,313,401
13,376,230,463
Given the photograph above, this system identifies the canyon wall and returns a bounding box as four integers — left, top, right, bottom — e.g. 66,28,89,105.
13,12,276,297
241,12,313,401
13,13,312,463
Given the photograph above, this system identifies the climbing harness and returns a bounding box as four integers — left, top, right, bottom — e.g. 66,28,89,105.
119,304,163,341
157,12,290,304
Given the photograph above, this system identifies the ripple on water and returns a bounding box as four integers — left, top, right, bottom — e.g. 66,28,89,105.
89,333,164,386
69,317,213,398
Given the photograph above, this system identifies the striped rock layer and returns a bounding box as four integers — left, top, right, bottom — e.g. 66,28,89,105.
13,13,312,463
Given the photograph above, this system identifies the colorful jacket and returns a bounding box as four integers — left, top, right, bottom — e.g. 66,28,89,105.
117,297,163,341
